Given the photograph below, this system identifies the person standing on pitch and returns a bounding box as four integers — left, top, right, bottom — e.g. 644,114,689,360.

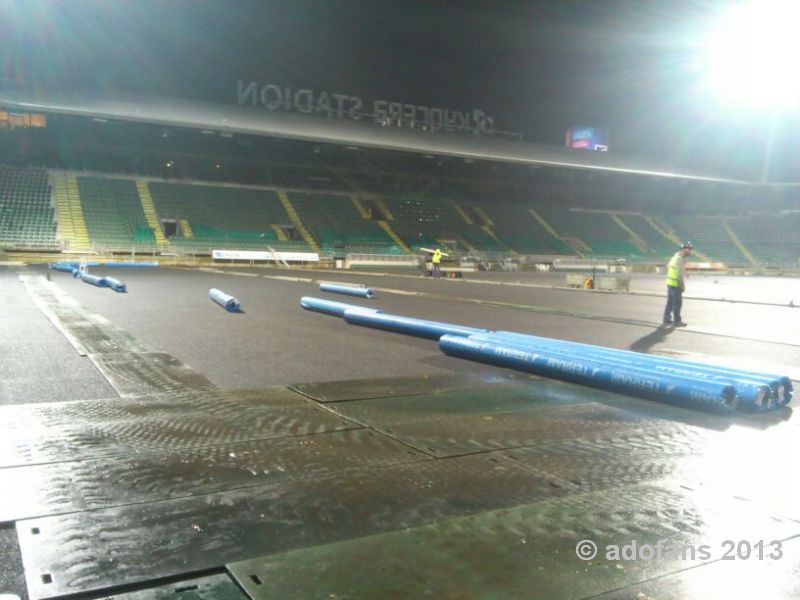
663,241,693,326
432,248,443,278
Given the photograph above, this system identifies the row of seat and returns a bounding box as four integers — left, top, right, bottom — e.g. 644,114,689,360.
1,166,798,265
0,166,57,247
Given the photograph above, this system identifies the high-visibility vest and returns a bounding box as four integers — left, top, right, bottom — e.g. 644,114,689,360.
432,250,442,264
666,252,682,287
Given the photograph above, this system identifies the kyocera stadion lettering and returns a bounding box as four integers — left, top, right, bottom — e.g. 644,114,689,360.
237,80,494,133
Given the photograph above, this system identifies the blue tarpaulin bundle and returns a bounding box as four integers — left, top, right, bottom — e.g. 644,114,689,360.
209,288,242,312
300,296,793,414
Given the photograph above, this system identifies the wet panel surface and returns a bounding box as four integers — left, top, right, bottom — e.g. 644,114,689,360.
335,399,679,457
227,480,800,600
0,429,426,522
88,353,216,396
291,372,522,402
0,388,355,468
96,574,247,600
17,454,565,599
594,537,800,600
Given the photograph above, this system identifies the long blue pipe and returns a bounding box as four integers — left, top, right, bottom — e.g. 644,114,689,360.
49,263,76,273
343,308,490,341
103,276,128,293
485,331,791,408
78,272,110,288
104,261,159,267
320,283,375,299
300,296,382,318
439,335,737,413
209,288,242,312
469,332,771,411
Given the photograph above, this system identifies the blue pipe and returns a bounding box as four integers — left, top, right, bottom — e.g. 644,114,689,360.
59,261,101,268
485,331,791,408
300,296,382,318
343,308,490,341
320,283,375,299
439,335,737,413
468,332,771,411
103,276,128,293
49,263,76,273
104,261,159,267
79,273,110,288
209,288,242,312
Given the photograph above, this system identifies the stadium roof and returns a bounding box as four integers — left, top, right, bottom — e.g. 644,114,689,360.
0,90,749,184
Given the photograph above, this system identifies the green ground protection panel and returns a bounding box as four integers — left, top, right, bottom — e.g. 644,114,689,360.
96,574,246,600
0,388,355,468
318,378,644,426
0,429,425,523
291,372,522,402
594,537,800,599
86,352,216,396
327,396,681,458
17,454,566,599
227,481,800,600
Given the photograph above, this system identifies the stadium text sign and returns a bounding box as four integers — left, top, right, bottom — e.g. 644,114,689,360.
237,80,494,133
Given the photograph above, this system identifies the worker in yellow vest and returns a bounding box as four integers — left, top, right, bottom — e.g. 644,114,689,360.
663,241,693,327
431,248,443,278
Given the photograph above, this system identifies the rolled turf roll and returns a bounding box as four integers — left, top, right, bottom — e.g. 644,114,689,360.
319,283,375,299
209,288,242,312
438,334,737,414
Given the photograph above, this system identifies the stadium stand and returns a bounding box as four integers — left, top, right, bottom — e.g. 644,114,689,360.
0,165,57,248
480,201,572,254
612,213,676,259
536,206,642,258
288,192,402,254
77,176,153,247
1,161,797,270
148,181,311,252
383,194,508,253
665,215,751,266
727,212,800,268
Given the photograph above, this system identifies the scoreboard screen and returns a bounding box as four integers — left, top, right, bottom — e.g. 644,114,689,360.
566,127,608,151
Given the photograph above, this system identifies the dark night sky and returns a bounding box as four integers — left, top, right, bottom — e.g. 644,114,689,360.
1,0,798,179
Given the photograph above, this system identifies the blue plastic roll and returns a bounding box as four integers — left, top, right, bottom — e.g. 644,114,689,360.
469,332,771,411
320,283,375,299
79,272,110,288
209,288,242,312
300,296,382,318
484,331,790,409
343,309,490,341
103,276,128,293
439,335,737,413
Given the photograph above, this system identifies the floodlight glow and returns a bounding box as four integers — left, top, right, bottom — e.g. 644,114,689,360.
703,0,800,110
